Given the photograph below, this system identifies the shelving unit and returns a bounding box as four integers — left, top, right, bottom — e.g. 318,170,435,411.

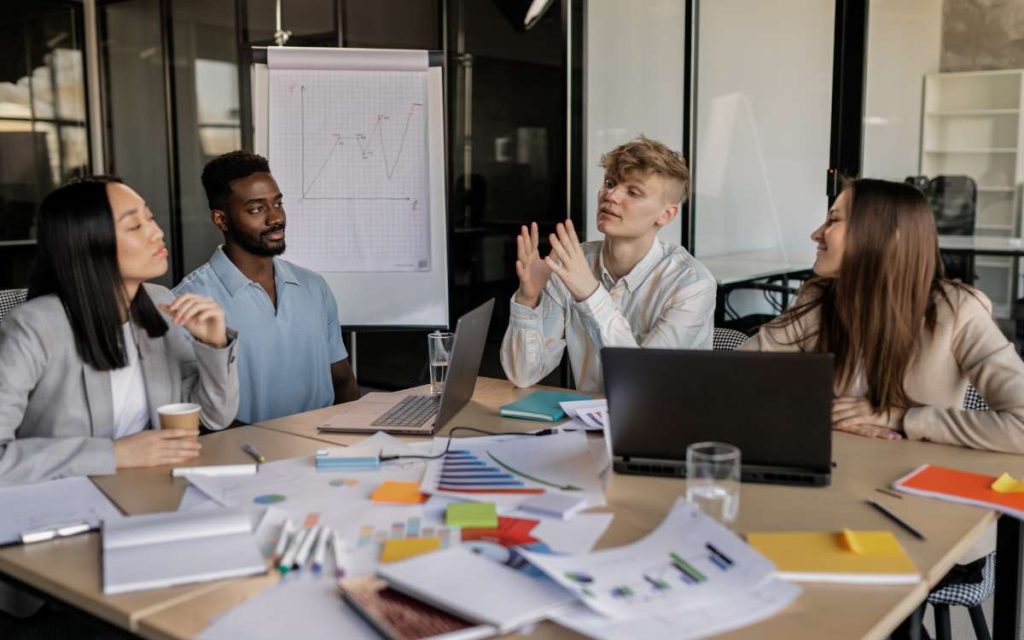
921,69,1024,317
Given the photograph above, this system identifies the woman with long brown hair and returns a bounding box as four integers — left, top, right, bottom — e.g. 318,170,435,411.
742,178,1024,453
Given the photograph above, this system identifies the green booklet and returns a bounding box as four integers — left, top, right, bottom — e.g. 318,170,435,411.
499,390,591,422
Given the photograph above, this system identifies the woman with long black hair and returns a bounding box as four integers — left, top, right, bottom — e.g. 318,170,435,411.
0,176,239,486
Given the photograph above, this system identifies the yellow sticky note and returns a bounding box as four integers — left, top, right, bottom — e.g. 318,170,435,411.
841,528,864,555
371,481,428,504
991,473,1024,493
379,537,441,563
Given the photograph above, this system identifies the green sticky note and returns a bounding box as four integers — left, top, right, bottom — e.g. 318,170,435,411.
446,502,499,529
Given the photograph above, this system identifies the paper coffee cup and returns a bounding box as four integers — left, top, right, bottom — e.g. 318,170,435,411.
158,403,201,433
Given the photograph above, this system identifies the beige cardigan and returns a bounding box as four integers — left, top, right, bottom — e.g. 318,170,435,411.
741,283,1024,453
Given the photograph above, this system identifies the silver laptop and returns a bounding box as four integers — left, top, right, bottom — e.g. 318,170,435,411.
317,299,494,435
601,347,834,486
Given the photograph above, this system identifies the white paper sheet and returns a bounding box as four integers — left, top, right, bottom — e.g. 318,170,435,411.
420,432,607,511
519,499,781,619
0,477,123,545
177,486,220,512
552,574,801,640
198,573,379,640
526,513,614,554
559,399,608,430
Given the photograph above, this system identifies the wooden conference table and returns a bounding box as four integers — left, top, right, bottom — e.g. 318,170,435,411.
1,377,1022,640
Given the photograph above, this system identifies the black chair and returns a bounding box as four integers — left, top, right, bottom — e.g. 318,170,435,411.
0,288,27,325
919,385,994,640
927,176,978,283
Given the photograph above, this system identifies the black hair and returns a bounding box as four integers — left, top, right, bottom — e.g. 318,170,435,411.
201,150,271,211
28,176,168,371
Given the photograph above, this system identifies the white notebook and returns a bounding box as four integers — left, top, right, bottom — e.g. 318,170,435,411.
102,508,267,595
377,547,575,634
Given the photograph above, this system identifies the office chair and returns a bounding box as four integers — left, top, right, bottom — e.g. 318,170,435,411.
0,288,27,325
926,552,994,640
919,386,994,640
928,175,978,283
712,327,749,351
719,277,807,336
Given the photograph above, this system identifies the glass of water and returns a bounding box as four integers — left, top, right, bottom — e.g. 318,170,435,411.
685,441,741,528
427,331,454,396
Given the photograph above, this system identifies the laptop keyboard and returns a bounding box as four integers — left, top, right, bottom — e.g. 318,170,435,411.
371,394,440,428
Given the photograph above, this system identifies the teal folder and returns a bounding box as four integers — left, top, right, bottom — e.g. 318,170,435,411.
499,391,591,422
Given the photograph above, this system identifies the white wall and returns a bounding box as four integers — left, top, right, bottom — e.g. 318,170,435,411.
585,0,686,245
861,0,942,181
693,0,835,262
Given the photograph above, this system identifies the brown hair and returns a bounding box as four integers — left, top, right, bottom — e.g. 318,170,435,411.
768,178,960,413
600,135,690,204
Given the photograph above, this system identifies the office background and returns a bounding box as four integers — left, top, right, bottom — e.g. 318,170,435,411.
1,0,1022,389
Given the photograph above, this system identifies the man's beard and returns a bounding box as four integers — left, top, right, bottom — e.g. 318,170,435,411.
228,223,286,257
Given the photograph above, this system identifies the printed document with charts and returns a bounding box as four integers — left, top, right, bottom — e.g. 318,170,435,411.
523,499,800,640
419,431,606,511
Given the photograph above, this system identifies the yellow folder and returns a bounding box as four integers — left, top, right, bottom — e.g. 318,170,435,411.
746,530,920,584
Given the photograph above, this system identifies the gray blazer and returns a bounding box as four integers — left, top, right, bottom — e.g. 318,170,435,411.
0,283,239,485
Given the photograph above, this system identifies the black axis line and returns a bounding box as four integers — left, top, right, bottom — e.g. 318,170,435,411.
299,86,424,200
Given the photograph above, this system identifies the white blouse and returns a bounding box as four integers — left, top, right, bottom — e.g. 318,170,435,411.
109,323,149,439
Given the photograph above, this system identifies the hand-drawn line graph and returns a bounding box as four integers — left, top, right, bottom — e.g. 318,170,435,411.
298,84,424,205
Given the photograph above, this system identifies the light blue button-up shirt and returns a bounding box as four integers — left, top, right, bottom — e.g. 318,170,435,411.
173,247,347,423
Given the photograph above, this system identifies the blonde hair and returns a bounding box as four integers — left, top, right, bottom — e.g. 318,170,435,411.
600,135,690,204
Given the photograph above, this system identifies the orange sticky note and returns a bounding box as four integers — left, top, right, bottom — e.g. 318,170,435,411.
379,537,441,563
371,481,428,504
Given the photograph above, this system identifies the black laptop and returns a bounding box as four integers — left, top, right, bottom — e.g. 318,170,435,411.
601,348,834,486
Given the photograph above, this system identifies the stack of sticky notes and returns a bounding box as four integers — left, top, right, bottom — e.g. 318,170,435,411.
314,446,380,470
446,502,499,529
746,529,920,584
499,391,591,422
371,481,428,504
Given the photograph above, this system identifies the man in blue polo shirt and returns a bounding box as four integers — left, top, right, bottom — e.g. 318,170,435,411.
174,151,360,424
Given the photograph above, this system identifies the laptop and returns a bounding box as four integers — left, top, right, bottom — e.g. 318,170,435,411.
318,299,494,435
601,348,834,486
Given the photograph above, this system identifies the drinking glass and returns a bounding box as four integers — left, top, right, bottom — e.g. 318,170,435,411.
685,441,741,528
427,331,454,396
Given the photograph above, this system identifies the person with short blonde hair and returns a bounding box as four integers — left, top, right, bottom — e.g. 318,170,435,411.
501,136,715,393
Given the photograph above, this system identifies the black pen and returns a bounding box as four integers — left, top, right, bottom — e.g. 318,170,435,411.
242,443,267,464
867,499,926,541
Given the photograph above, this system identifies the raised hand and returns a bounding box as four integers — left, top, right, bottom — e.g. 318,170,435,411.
514,222,551,308
159,294,227,348
545,219,599,302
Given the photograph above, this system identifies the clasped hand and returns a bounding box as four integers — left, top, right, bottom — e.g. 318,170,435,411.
831,397,905,441
514,219,599,307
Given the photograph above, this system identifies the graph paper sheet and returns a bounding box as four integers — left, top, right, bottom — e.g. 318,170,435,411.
268,49,430,273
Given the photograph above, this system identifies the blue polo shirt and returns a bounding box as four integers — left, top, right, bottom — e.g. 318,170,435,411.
173,247,347,423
